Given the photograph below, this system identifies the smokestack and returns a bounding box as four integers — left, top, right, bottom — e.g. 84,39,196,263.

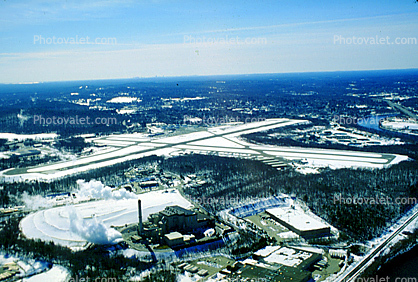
138,199,143,235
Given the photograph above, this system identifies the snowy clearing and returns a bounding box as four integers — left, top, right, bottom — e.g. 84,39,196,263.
0,133,57,141
106,97,141,103
187,137,245,148
23,265,69,282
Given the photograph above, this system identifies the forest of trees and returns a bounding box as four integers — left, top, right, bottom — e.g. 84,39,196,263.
3,152,416,242
160,155,418,241
0,217,149,280
0,72,417,280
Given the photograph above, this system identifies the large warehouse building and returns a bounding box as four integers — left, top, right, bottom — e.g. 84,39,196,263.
266,207,331,238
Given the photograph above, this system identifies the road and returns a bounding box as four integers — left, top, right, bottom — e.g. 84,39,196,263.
384,99,418,120
336,209,418,282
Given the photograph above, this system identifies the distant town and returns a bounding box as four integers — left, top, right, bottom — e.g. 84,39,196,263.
1,71,418,281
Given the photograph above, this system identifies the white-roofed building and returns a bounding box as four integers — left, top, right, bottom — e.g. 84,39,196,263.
266,207,330,238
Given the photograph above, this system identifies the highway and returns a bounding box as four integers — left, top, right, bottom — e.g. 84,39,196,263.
384,99,418,120
336,209,418,282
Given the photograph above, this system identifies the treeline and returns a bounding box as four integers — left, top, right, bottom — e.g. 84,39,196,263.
159,155,418,241
54,136,91,153
0,155,162,207
0,217,149,280
4,153,418,241
0,154,60,171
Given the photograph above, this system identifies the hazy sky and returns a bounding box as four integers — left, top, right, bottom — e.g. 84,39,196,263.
1,0,417,83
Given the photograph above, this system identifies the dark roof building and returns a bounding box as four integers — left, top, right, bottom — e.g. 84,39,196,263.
229,264,312,282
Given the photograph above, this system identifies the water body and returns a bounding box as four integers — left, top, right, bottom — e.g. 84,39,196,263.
376,244,418,279
357,115,397,132
357,114,418,141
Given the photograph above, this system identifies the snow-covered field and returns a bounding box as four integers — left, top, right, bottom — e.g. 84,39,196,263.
0,152,9,159
381,119,418,130
23,265,69,282
207,118,306,135
20,189,192,249
152,131,214,144
27,145,155,173
103,132,150,141
106,97,141,103
94,139,136,146
265,150,387,163
188,136,245,148
224,119,309,138
0,253,64,281
0,118,408,181
0,133,57,141
174,144,259,155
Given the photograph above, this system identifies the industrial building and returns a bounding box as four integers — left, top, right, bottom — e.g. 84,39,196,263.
136,199,214,246
0,262,20,281
164,232,196,247
253,246,321,271
226,263,312,282
266,207,331,238
146,205,214,233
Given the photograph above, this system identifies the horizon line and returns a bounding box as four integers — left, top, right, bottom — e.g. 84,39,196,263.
1,67,418,85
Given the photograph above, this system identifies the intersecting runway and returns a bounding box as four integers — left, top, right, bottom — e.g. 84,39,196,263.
0,118,405,181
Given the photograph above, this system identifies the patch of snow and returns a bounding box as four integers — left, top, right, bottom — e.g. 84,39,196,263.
23,265,69,282
0,133,57,141
106,97,141,103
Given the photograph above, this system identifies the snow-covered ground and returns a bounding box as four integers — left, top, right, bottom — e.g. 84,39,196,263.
174,144,258,155
28,145,156,173
224,119,309,138
207,118,306,135
106,97,141,103
188,136,245,148
94,139,136,146
117,108,137,114
381,119,418,130
23,265,69,282
0,253,63,281
325,128,404,146
152,131,214,144
0,152,9,159
20,189,192,249
0,118,408,182
327,203,418,282
0,133,57,141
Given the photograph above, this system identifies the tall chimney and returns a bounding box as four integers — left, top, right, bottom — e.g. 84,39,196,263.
138,199,143,235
